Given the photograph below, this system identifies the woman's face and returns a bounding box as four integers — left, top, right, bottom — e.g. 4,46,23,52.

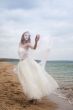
24,32,30,40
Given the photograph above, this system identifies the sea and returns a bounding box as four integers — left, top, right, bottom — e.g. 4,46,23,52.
0,59,73,86
45,61,73,86
0,59,73,104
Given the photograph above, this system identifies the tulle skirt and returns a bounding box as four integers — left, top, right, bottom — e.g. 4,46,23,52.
16,57,59,99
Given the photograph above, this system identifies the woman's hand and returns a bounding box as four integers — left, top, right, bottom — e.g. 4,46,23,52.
35,34,40,42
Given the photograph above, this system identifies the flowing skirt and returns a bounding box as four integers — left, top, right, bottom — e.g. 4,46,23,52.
16,57,59,99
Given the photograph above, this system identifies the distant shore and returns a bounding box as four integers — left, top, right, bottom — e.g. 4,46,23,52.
0,58,19,62
0,58,73,62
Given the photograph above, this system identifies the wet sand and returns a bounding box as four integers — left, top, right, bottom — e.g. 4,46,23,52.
0,62,73,110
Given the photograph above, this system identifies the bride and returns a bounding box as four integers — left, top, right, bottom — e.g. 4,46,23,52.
16,31,59,104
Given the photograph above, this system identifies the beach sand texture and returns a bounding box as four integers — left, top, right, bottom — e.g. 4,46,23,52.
0,62,73,110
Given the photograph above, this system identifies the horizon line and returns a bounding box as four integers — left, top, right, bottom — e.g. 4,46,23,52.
0,58,73,61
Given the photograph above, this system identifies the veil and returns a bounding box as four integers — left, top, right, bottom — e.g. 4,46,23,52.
29,35,51,69
29,35,73,104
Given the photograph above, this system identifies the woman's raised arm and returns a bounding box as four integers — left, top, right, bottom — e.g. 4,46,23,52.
28,34,40,49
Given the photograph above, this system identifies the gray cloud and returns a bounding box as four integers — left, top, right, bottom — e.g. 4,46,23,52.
0,0,41,10
0,0,73,60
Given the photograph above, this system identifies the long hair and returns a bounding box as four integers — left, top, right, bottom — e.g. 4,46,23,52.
20,31,31,44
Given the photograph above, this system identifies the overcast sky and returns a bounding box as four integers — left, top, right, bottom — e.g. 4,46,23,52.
0,0,73,60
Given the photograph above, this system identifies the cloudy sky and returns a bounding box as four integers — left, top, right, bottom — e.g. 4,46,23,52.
0,0,73,60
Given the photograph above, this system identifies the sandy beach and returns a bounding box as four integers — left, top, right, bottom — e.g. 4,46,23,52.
0,62,73,110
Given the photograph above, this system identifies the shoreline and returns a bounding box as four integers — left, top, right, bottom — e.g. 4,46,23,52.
0,62,73,110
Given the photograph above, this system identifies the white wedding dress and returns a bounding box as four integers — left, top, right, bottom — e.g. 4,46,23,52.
15,46,59,100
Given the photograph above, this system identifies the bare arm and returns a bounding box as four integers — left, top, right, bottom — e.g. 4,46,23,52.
28,41,38,49
28,34,40,49
33,41,38,49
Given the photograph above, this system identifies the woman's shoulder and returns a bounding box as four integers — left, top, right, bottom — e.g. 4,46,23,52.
18,43,24,51
19,42,24,48
19,42,22,47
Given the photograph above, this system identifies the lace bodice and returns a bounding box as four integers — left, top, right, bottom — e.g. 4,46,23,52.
18,46,29,60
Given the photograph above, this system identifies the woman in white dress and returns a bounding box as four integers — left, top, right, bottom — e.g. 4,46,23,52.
16,31,59,104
